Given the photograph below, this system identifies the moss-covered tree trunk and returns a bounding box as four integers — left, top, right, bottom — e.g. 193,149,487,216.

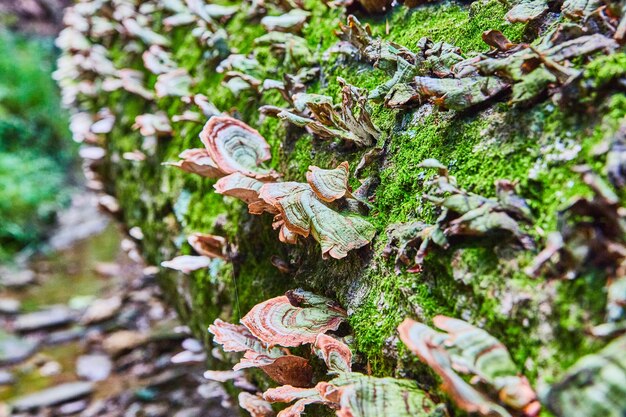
56,0,626,415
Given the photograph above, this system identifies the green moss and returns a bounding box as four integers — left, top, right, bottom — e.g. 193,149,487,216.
85,0,626,410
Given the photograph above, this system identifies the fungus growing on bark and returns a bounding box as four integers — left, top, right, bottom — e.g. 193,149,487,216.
209,318,314,387
384,159,533,272
142,45,178,75
239,392,276,417
526,166,626,326
103,69,154,100
241,290,346,347
133,112,172,137
155,68,193,97
543,333,626,417
161,255,212,273
255,32,313,67
90,108,115,134
306,162,351,203
214,173,275,214
122,18,171,46
187,233,226,259
313,333,352,373
163,149,224,178
273,79,379,147
261,9,310,33
263,374,446,417
258,173,376,259
398,317,539,417
505,0,548,23
200,116,276,179
386,75,509,110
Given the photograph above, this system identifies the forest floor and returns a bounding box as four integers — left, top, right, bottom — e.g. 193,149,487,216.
0,191,237,417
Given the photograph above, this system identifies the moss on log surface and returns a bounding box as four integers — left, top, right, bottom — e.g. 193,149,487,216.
57,0,626,415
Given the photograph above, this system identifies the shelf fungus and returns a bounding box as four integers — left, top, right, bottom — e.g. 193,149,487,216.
386,75,509,111
200,116,277,180
209,316,314,387
162,149,224,178
261,9,310,33
543,332,626,417
241,289,346,347
155,68,193,98
175,117,372,259
103,69,154,100
398,317,539,417
506,0,602,23
526,167,626,326
272,78,380,147
262,373,447,417
313,334,352,373
187,233,227,259
132,112,172,137
258,167,376,259
254,32,314,67
160,255,213,273
384,160,533,273
142,45,178,75
122,18,171,47
238,392,275,417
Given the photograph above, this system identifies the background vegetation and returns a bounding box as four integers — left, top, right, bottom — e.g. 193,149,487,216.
0,30,73,260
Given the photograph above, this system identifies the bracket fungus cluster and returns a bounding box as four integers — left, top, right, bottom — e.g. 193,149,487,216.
526,166,626,333
264,77,380,147
384,159,533,273
335,11,621,110
54,0,626,416
208,289,346,387
166,115,375,259
208,290,448,417
398,316,540,417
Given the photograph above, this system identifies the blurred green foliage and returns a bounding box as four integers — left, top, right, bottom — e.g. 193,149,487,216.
0,30,74,260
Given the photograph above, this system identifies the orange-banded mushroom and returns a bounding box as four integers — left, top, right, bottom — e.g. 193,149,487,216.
241,291,346,347
200,116,277,179
398,317,539,417
259,181,375,259
306,162,351,203
163,148,225,178
214,173,277,214
313,334,352,374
